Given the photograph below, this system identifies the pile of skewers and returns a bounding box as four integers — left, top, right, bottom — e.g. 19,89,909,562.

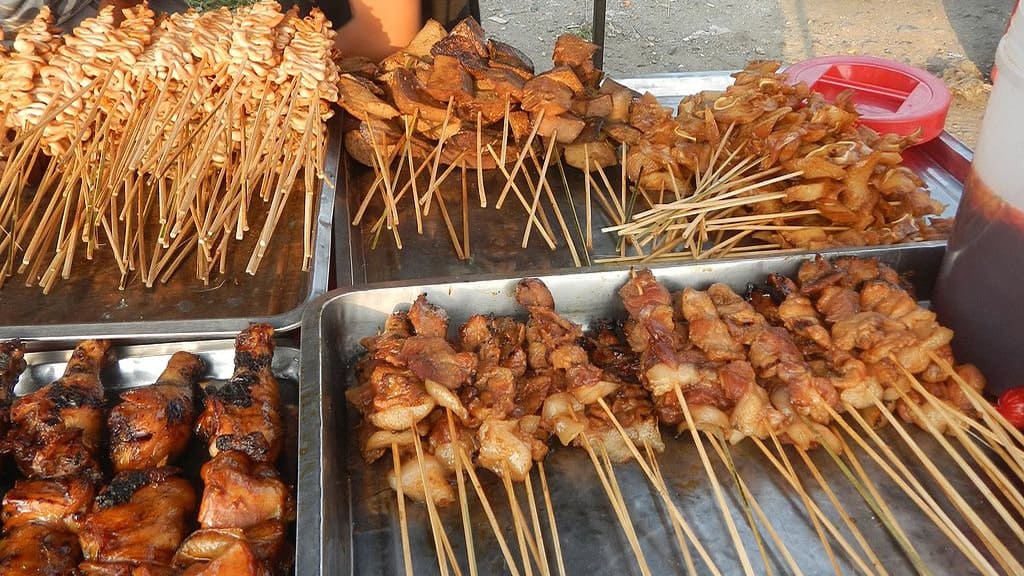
0,1,339,293
346,255,1024,576
0,325,294,575
343,19,950,266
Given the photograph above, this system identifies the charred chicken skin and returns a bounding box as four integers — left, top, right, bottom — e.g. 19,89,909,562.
78,467,197,573
3,339,110,479
196,324,283,463
109,352,205,472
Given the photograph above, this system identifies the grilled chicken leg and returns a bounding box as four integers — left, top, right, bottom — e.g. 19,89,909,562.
2,340,110,479
109,351,205,471
78,467,197,574
0,340,27,438
195,324,283,463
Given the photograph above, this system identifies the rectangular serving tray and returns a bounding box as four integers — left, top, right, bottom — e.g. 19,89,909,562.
334,72,970,287
0,116,342,341
302,244,1020,575
9,338,312,574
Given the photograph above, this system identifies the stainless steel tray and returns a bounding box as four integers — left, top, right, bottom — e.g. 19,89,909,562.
334,72,970,287
303,244,1020,575
0,116,342,341
11,339,308,572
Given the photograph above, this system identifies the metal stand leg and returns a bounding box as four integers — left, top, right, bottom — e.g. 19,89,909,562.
593,0,607,69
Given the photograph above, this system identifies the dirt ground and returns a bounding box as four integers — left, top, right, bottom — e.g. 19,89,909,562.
479,0,1016,148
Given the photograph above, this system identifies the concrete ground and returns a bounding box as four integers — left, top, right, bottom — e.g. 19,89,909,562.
479,0,1016,148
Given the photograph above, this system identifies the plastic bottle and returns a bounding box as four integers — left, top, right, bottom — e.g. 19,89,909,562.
933,8,1024,396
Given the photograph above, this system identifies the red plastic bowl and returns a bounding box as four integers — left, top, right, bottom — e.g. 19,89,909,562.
784,55,951,143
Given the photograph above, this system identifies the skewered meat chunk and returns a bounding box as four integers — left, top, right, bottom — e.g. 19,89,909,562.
487,38,534,75
388,450,455,506
196,324,283,463
337,73,400,120
79,468,196,571
681,288,746,362
2,477,95,533
109,351,204,471
0,523,82,576
3,339,110,479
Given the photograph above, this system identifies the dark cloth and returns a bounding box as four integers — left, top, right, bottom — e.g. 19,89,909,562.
317,0,476,29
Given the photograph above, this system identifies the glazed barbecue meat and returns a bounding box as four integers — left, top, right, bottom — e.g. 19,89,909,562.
2,477,95,533
0,476,95,575
0,523,82,576
3,339,110,479
109,351,205,471
79,468,196,573
180,451,294,569
196,324,283,463
196,451,293,538
180,540,269,576
516,278,617,404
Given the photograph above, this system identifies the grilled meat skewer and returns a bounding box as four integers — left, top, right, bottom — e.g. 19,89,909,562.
195,324,283,463
2,339,110,479
109,351,205,471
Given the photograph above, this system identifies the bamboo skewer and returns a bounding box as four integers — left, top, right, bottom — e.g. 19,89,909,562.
887,362,1024,548
496,109,545,209
644,441,697,576
672,387,757,576
476,111,486,208
485,144,557,249
526,141,580,265
706,435,804,576
500,466,536,576
523,472,549,576
446,412,478,576
461,160,470,260
411,428,458,576
578,434,653,576
391,444,415,576
712,432,775,576
522,135,558,249
537,462,566,576
795,446,888,576
868,396,1021,574
592,398,722,576
458,446,522,576
833,434,933,576
833,405,998,576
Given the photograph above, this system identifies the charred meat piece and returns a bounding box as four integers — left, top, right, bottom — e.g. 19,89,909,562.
398,336,477,390
2,476,95,533
2,339,110,479
79,468,197,570
425,54,475,104
196,324,283,463
0,523,81,576
408,293,450,338
337,73,400,120
552,33,602,87
680,288,746,362
521,75,574,116
192,451,294,567
488,38,534,74
109,351,204,472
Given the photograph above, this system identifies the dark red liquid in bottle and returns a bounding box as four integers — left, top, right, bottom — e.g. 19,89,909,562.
934,169,1024,396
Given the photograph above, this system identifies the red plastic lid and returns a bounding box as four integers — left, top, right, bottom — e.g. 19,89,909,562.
784,55,951,143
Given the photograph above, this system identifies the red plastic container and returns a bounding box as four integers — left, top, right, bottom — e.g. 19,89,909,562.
784,55,951,143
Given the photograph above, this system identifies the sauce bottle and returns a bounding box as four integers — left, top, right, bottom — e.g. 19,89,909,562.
933,8,1024,396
